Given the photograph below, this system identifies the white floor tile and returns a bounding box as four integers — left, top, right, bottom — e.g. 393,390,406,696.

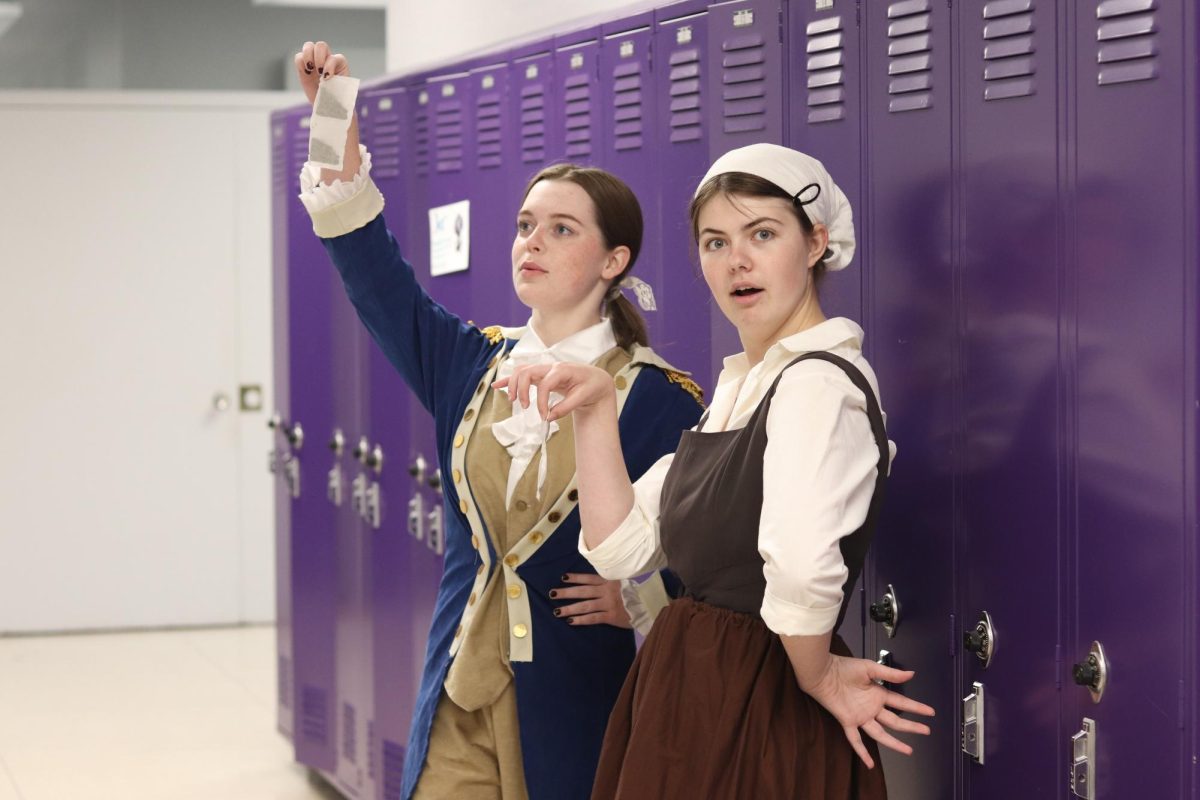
0,627,341,800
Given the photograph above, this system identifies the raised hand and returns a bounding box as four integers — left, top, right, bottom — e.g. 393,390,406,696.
293,40,351,106
493,363,617,423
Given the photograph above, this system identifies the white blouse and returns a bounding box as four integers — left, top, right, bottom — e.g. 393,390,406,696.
580,318,897,637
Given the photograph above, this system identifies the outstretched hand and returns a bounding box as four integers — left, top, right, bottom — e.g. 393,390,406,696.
805,656,935,769
293,40,351,106
493,362,617,423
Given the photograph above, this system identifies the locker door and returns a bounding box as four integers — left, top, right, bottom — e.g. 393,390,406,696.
862,0,956,796
331,234,372,797
512,41,558,172
425,70,474,320
555,27,602,168
269,109,295,744
787,0,863,324
600,14,662,344
654,0,715,391
1071,1,1191,797
361,84,420,800
467,58,525,326
286,106,339,773
705,0,785,371
959,1,1061,797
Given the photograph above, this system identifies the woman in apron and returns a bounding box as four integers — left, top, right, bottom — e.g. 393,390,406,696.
500,143,936,798
293,43,704,800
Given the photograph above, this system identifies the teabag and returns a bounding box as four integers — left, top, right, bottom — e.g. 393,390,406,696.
308,75,361,171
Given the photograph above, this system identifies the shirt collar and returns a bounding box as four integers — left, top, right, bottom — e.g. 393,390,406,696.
509,317,618,366
719,317,865,381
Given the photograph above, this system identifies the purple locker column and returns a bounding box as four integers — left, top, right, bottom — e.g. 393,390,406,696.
360,84,418,800
1071,1,1191,797
787,0,868,665
554,27,601,167
787,2,863,324
270,110,295,743
862,0,956,796
959,1,1060,797
704,0,785,377
599,14,665,346
654,1,715,392
511,41,558,176
286,107,339,773
423,70,474,319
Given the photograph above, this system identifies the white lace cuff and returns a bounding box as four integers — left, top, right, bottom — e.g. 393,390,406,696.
298,144,373,212
296,144,384,238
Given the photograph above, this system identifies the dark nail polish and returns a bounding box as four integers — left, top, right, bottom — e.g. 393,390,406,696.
304,67,313,75
567,618,575,625
561,574,570,582
553,608,562,617
318,67,324,75
306,61,314,70
548,590,558,599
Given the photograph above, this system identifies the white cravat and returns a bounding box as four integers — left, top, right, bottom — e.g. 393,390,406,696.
492,318,618,508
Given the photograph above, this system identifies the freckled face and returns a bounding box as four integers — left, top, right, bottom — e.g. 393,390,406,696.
511,180,619,314
697,193,826,353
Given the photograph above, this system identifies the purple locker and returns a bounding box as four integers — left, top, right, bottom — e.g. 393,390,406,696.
654,0,716,392
285,106,339,773
270,110,296,744
1071,1,1192,797
958,1,1061,797
599,14,665,346
554,26,602,165
786,0,869,665
862,0,957,796
704,0,785,377
511,40,558,172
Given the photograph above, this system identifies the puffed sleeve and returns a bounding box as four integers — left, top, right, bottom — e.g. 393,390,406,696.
578,451,674,579
758,364,889,636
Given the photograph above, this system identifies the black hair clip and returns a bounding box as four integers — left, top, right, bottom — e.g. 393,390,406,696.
792,182,821,206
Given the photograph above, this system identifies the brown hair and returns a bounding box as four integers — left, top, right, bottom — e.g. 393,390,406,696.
688,171,830,287
522,163,648,350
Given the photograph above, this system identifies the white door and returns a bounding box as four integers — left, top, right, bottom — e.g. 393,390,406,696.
0,93,279,632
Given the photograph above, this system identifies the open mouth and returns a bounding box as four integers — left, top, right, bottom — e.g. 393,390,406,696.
731,287,762,297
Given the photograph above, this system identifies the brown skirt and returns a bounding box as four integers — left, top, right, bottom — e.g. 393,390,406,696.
591,596,888,800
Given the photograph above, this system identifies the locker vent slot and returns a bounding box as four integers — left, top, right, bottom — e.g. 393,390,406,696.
886,0,934,113
611,59,644,151
277,654,292,709
564,72,594,158
668,47,702,143
981,0,1036,101
520,79,547,163
804,15,846,123
720,30,767,134
382,739,407,800
1095,0,1158,86
371,101,404,180
341,702,357,763
414,95,430,177
475,79,504,170
434,94,464,174
272,125,287,194
300,684,328,744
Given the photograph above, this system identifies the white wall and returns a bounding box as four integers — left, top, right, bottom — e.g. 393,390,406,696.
385,0,661,76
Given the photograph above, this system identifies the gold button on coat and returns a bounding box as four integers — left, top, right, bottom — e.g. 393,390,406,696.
513,624,528,638
507,584,522,599
476,380,486,395
514,499,528,512
530,531,543,544
468,592,477,605
614,375,627,390
568,489,578,502
471,535,480,549
454,433,465,448
505,554,519,568
548,511,561,524
453,469,462,484
464,408,475,421
459,499,469,514
476,564,485,576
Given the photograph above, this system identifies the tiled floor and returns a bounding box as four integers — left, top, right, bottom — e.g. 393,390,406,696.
0,626,342,800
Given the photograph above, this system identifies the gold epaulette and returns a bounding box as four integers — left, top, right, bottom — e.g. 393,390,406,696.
478,325,505,345
664,370,705,407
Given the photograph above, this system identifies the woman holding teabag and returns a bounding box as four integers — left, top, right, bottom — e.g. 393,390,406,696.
293,43,704,800
500,143,936,799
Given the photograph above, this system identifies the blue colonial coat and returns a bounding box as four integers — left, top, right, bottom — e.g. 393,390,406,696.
319,212,703,800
